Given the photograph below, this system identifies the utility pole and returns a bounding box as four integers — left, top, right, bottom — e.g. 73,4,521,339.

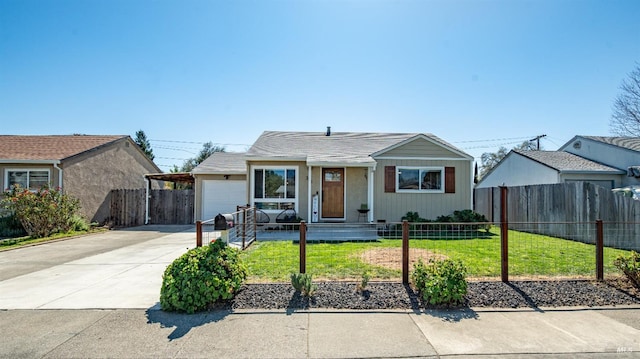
529,134,547,150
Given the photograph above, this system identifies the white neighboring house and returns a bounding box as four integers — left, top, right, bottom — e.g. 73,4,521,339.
192,152,247,221
560,136,640,188
474,135,640,189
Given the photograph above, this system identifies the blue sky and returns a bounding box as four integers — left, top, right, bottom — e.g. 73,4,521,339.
1,0,639,171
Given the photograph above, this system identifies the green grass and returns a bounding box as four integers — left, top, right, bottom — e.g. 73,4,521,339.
0,228,107,251
241,228,633,282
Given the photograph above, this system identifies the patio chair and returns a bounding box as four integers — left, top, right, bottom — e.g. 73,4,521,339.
275,208,297,223
255,209,270,224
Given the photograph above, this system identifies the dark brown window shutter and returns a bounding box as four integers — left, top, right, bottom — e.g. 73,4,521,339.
445,167,455,193
384,166,396,193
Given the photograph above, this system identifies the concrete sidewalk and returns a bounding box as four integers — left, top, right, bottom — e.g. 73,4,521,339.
1,307,639,358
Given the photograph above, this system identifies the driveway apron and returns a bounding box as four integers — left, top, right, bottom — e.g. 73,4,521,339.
0,225,195,310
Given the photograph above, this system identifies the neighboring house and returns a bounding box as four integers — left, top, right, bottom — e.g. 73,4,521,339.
192,152,248,221
0,135,161,224
476,135,640,189
194,129,474,223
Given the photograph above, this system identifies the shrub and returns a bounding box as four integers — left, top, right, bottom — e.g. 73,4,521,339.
411,258,468,306
2,185,81,238
69,214,91,232
160,240,247,313
290,272,316,297
614,251,640,288
0,213,26,238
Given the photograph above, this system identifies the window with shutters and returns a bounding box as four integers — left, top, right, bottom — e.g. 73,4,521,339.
396,167,445,193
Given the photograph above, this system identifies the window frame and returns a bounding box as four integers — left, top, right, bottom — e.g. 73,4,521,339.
251,165,299,212
5,168,51,191
396,166,445,193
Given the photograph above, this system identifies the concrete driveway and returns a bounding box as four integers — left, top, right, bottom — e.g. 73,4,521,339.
0,225,195,310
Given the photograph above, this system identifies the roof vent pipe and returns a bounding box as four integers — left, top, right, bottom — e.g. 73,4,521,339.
326,126,331,136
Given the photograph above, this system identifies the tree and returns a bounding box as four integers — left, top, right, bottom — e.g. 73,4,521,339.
173,142,225,173
610,63,640,136
480,146,508,177
134,130,154,161
479,141,539,178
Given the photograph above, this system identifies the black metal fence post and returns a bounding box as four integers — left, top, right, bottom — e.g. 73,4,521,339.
299,221,306,274
596,219,604,281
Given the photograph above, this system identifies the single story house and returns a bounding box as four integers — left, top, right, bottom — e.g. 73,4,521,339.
0,135,161,224
193,129,474,223
475,136,639,189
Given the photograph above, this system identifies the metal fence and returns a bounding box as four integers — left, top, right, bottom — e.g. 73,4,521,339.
196,206,257,250
236,220,635,284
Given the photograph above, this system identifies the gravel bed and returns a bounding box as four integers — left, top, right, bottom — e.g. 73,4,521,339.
216,279,640,310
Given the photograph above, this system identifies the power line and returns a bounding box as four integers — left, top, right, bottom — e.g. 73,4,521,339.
453,136,533,144
150,139,251,147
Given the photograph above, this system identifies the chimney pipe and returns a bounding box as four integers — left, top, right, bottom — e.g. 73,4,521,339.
326,126,331,136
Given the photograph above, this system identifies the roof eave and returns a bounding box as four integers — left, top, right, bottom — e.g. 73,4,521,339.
0,159,61,164
559,170,626,175
245,155,308,162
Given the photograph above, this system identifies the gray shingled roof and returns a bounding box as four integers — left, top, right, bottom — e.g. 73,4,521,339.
513,150,624,173
581,136,640,152
247,131,468,165
192,152,247,174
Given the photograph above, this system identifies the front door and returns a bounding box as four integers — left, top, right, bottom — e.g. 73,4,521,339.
322,168,345,218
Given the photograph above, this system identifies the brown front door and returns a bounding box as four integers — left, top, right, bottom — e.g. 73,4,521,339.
322,168,344,218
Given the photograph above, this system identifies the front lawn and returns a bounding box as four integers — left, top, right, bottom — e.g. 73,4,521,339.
241,228,632,282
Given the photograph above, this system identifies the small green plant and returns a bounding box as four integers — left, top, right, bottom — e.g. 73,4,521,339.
411,258,468,306
160,240,247,313
357,271,370,292
290,272,316,297
614,251,640,288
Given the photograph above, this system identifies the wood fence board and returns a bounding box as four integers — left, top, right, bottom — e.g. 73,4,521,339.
110,189,194,227
474,182,640,251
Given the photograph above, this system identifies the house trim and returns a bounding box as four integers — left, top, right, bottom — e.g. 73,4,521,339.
249,164,300,215
375,156,470,161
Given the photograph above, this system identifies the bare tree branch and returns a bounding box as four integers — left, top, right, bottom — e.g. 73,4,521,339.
610,63,640,137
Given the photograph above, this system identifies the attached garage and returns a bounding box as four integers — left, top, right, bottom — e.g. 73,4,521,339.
192,152,248,221
201,179,247,220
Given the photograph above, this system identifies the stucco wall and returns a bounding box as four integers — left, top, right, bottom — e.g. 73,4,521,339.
62,138,160,224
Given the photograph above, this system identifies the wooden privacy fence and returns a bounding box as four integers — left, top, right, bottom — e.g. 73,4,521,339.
110,189,194,227
474,182,640,251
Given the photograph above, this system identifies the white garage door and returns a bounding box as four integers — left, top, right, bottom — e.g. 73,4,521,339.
202,180,247,220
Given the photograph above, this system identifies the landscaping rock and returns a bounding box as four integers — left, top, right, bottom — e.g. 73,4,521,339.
220,279,640,310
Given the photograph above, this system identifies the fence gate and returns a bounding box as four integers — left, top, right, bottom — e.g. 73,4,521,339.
110,189,194,227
